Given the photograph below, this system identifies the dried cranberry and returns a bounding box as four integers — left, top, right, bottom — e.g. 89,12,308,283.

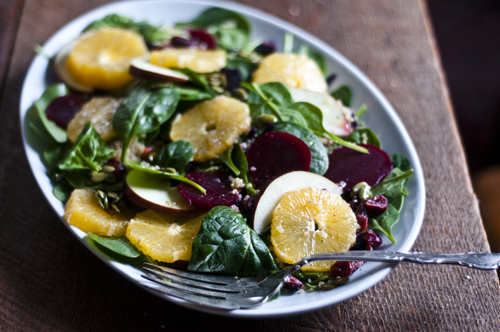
355,203,368,232
262,122,275,135
171,36,192,48
189,29,217,49
141,147,154,161
364,229,383,248
330,261,356,278
254,41,276,55
326,73,337,86
184,162,194,175
350,232,366,250
103,159,126,181
283,276,303,291
247,127,258,139
365,244,373,251
349,196,360,211
46,94,87,128
168,260,189,270
221,68,242,91
365,195,388,215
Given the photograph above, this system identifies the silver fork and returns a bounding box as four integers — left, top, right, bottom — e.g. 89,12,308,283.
142,251,500,310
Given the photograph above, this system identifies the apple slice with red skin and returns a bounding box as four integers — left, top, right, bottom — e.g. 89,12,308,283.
252,171,342,234
129,58,189,82
124,169,199,216
246,131,312,188
324,144,392,191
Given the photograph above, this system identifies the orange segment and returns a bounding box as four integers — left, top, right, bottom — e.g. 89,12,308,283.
252,53,327,93
150,49,227,73
169,95,251,162
64,189,131,237
66,28,149,91
271,188,358,271
67,97,123,142
126,210,206,263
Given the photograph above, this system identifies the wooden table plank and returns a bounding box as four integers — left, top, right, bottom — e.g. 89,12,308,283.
0,0,499,331
0,0,24,93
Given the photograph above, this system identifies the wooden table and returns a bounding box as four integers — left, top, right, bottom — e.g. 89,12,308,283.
1,0,499,330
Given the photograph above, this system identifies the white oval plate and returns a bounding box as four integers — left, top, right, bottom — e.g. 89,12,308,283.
20,0,425,318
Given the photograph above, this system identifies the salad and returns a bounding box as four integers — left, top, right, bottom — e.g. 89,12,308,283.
30,7,413,294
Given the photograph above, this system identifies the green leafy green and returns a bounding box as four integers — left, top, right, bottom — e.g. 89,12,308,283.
175,85,213,101
345,128,381,148
274,122,329,175
187,206,278,277
177,8,251,51
245,82,368,154
370,204,399,243
390,153,411,172
178,68,213,93
219,146,239,175
226,57,257,82
63,170,123,191
88,233,142,258
158,141,194,173
83,14,170,44
112,87,180,163
331,85,352,107
53,183,72,203
231,144,256,194
298,45,327,76
371,168,413,202
58,123,116,172
354,105,367,118
127,161,206,194
34,83,69,143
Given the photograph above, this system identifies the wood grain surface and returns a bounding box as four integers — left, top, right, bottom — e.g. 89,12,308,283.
0,0,499,331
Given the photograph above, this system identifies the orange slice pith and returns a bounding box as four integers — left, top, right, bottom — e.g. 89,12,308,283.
150,49,227,73
66,28,149,91
252,53,327,93
64,189,131,237
169,95,251,162
126,210,206,263
271,187,358,271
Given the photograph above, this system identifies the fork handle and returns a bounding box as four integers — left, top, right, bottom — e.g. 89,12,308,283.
298,251,500,270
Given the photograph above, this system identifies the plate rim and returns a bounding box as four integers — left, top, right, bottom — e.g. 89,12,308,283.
19,0,426,318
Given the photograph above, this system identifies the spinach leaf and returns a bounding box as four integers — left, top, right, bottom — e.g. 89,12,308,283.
58,123,116,172
175,85,213,101
371,168,413,202
88,233,142,258
390,153,411,172
369,204,399,243
127,161,206,194
187,206,278,277
64,170,123,191
158,141,194,173
53,182,73,203
177,8,251,51
219,146,239,175
34,83,69,143
345,128,381,148
274,122,329,175
231,144,256,194
178,68,212,93
83,14,169,44
226,57,257,82
298,45,327,76
245,82,367,154
113,87,180,163
331,85,352,107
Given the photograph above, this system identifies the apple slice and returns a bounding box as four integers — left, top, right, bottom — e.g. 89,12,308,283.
289,88,352,136
124,169,199,216
129,58,189,82
252,171,342,234
54,39,94,93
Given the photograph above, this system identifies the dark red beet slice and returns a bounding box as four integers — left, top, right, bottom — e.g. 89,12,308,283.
46,94,87,128
189,29,217,50
177,172,239,210
246,132,311,188
324,144,392,191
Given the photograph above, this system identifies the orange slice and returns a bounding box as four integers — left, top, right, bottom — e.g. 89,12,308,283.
271,188,358,271
66,28,149,91
150,49,227,73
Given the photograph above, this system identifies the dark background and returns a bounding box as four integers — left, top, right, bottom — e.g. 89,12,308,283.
428,0,500,175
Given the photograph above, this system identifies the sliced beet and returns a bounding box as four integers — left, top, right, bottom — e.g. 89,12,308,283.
324,144,392,191
189,29,217,50
246,132,311,188
46,94,87,128
177,172,239,210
